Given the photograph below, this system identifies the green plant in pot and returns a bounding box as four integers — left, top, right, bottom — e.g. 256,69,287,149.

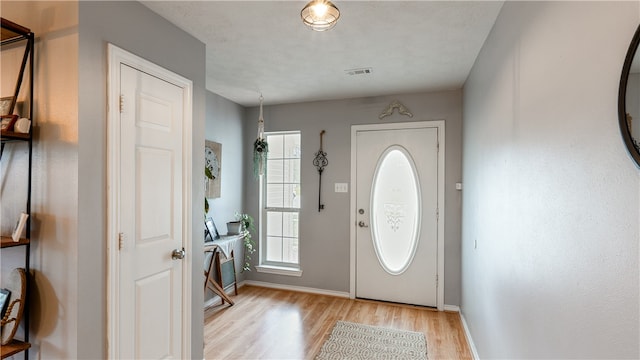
235,212,256,272
204,167,213,215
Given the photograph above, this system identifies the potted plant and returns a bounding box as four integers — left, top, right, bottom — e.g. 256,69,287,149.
235,212,256,272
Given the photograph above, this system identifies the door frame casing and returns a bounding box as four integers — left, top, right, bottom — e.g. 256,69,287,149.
349,121,445,310
106,43,193,358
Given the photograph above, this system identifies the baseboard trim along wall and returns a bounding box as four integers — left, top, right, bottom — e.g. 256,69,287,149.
459,311,480,360
243,280,351,298
443,304,460,312
206,281,463,311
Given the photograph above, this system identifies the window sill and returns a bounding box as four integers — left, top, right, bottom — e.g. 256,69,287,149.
256,265,303,277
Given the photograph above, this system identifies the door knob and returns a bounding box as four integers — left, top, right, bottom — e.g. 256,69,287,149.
171,248,186,260
358,221,368,228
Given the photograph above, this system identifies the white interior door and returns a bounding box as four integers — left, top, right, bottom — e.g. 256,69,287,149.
354,124,440,307
108,44,193,359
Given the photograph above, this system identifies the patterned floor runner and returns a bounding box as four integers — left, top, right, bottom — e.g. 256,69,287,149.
315,320,428,360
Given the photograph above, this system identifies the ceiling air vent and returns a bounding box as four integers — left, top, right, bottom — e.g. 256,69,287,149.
345,67,373,76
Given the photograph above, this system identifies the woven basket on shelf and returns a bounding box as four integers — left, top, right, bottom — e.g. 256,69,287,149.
1,268,27,345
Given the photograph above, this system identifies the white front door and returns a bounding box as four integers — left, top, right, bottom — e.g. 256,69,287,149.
108,45,193,359
353,122,441,307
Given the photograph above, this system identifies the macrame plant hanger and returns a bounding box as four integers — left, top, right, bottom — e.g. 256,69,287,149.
313,130,328,212
253,95,268,178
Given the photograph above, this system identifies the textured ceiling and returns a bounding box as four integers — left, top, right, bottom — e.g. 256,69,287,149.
141,1,504,106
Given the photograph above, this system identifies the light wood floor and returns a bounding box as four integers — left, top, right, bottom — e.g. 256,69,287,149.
204,285,472,359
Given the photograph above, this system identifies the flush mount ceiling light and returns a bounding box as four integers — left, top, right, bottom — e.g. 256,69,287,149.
301,0,340,32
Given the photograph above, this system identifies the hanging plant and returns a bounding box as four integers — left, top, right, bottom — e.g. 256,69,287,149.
253,95,269,178
253,137,268,179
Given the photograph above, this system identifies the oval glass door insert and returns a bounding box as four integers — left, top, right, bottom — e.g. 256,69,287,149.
370,145,422,275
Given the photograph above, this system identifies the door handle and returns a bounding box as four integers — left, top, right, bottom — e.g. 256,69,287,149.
171,248,186,260
358,221,368,228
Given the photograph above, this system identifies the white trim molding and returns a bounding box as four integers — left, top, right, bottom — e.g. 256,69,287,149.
244,280,350,298
443,304,460,312
460,311,480,360
256,265,303,277
349,120,446,311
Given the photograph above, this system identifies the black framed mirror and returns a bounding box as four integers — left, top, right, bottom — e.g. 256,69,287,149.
618,24,640,168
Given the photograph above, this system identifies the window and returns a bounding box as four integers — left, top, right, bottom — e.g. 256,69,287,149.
260,132,301,271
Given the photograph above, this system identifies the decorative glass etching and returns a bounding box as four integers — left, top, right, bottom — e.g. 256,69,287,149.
370,146,421,275
383,203,405,231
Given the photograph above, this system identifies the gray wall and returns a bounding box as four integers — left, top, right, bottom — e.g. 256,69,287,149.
1,2,79,359
79,2,206,358
461,2,640,358
205,91,246,228
204,91,246,302
243,91,464,306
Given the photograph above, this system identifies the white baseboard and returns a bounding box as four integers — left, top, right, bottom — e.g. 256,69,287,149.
239,283,461,310
443,304,460,312
459,311,480,360
243,280,350,298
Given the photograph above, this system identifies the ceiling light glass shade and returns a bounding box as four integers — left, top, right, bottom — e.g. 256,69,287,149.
301,0,340,32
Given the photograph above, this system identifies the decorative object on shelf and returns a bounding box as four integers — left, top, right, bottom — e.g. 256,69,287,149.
301,0,340,32
226,221,242,235
205,217,220,241
313,130,328,212
0,289,10,318
11,213,28,242
253,95,269,178
0,115,18,131
0,268,26,346
205,140,221,199
379,100,414,120
235,212,256,272
0,97,14,116
13,118,30,134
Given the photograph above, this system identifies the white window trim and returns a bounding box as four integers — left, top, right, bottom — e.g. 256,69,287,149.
259,131,302,272
256,264,303,277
